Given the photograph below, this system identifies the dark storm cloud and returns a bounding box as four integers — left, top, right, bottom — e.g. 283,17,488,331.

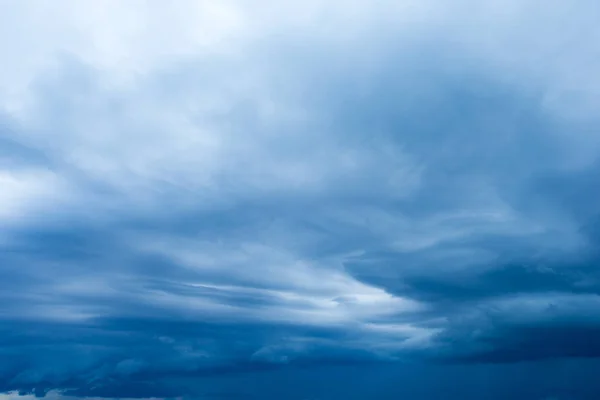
1,1,600,399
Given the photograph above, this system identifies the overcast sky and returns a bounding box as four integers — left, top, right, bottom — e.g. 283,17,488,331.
1,1,600,399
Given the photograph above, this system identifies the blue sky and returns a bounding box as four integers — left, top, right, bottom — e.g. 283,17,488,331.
1,1,600,399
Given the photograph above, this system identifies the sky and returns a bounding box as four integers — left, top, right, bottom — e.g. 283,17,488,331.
1,0,600,399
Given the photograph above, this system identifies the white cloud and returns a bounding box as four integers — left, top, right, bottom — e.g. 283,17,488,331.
1,2,600,394
0,392,174,400
0,169,68,225
2,0,598,212
130,236,424,327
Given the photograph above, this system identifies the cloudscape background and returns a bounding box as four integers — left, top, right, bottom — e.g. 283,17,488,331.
1,0,600,399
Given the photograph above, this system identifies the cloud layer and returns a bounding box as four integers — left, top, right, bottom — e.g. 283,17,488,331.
1,0,600,398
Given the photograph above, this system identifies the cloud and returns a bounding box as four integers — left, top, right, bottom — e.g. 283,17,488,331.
1,0,600,398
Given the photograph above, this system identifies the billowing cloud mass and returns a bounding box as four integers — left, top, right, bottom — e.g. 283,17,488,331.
1,0,600,399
